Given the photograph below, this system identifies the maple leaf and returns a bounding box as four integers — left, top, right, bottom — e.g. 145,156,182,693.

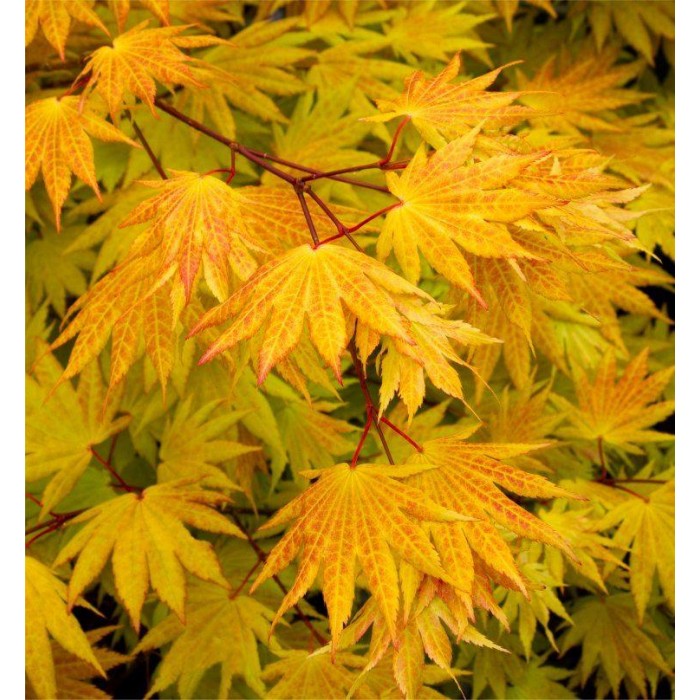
366,54,535,148
342,585,500,698
376,298,497,419
276,399,357,479
381,1,491,64
189,243,435,384
537,500,626,591
76,22,206,119
26,349,131,516
553,349,675,454
262,650,368,700
517,45,649,135
27,626,128,700
250,462,471,649
177,17,311,137
25,96,138,229
54,480,245,629
308,41,413,103
118,170,265,300
157,397,259,489
25,0,108,60
135,582,276,698
559,594,672,698
403,431,580,603
576,0,674,65
596,480,674,622
26,224,96,316
26,556,103,700
379,129,549,299
262,85,375,187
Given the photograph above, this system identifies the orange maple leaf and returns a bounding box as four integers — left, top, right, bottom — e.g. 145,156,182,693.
25,96,138,229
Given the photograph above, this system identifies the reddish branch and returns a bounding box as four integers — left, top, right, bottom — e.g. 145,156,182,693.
149,97,407,251
90,446,137,493
348,339,394,465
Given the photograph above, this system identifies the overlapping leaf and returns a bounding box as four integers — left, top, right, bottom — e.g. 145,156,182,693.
26,556,103,700
250,462,471,649
26,348,130,516
25,96,138,228
366,54,536,148
54,480,244,629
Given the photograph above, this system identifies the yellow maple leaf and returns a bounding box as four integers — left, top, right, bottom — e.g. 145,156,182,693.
26,556,104,700
76,21,206,119
596,480,674,622
379,129,549,299
135,583,276,698
176,17,311,137
559,594,672,698
403,433,579,604
27,626,128,700
119,170,265,301
277,399,357,479
25,96,138,229
26,348,131,516
575,0,674,65
26,0,108,60
376,298,498,419
54,480,245,630
382,1,491,64
262,649,368,700
158,396,259,489
553,349,674,454
189,243,433,384
517,45,649,135
250,462,471,650
366,54,535,148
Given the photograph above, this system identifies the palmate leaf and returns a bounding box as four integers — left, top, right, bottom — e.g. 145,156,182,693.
118,170,265,301
157,397,259,489
190,243,432,382
25,0,108,59
109,0,170,31
250,462,472,650
54,480,244,630
381,1,491,64
559,594,672,699
26,348,131,517
342,584,501,699
596,480,674,622
135,583,276,699
379,128,549,301
366,54,536,148
262,650,368,700
276,399,357,480
76,22,209,119
517,45,649,135
376,297,497,420
176,17,311,137
575,0,674,64
553,349,675,454
25,96,139,229
403,433,580,602
26,556,103,700
27,626,128,700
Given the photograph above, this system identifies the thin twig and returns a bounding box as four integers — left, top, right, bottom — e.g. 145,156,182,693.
130,117,168,180
90,447,136,493
349,339,394,464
